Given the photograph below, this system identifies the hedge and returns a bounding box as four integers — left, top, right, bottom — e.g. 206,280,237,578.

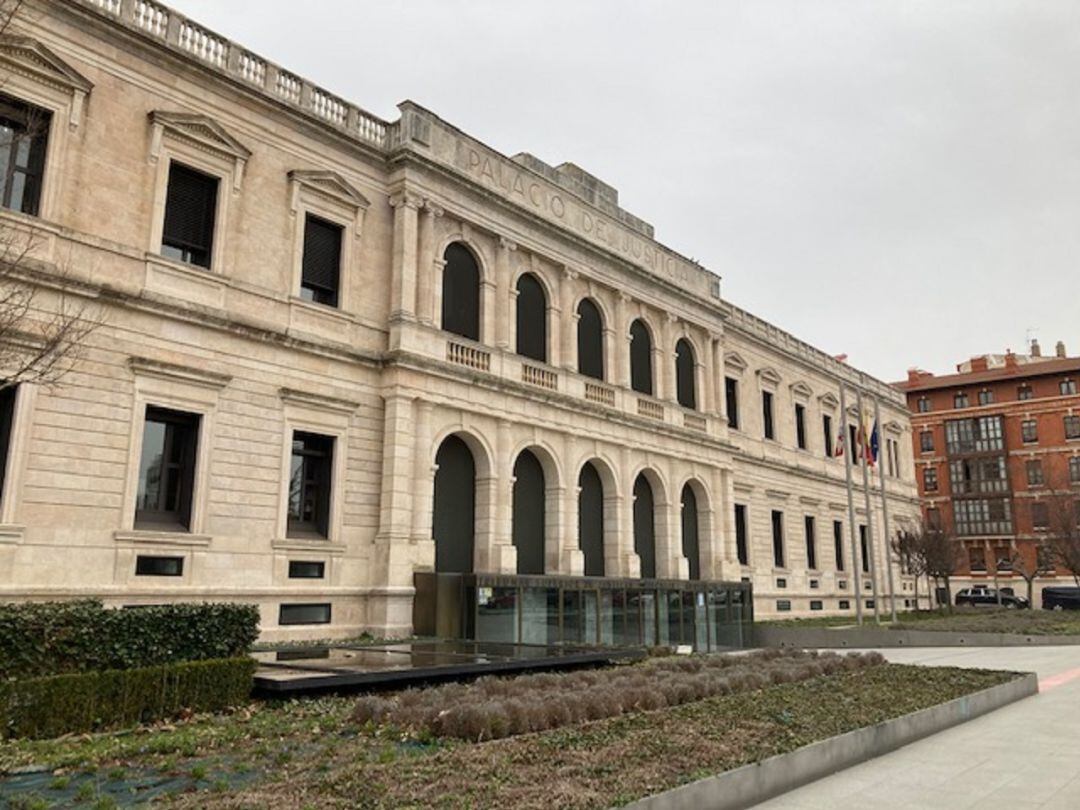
0,600,260,679
0,657,257,739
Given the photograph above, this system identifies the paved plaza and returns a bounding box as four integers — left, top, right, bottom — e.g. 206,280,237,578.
755,646,1080,810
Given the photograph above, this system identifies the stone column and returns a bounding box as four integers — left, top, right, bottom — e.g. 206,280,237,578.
481,275,497,347
614,292,631,388
415,201,443,325
388,191,422,322
618,444,639,577
660,313,676,403
710,332,725,420
478,419,516,573
558,435,582,574
494,237,516,350
410,400,436,555
703,331,716,415
559,266,578,371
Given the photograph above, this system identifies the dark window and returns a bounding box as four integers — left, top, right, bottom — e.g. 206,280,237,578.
725,377,740,430
810,578,819,589
953,392,969,409
288,432,334,538
515,273,547,362
675,339,696,410
629,320,653,395
945,415,1004,454
917,396,931,413
0,385,16,503
776,600,791,612
954,498,1012,535
776,577,787,588
823,414,833,457
978,390,993,406
927,507,942,529
923,467,938,492
838,579,848,589
1065,415,1080,440
810,600,823,611
795,404,807,450
1061,380,1077,396
680,484,700,580
279,603,331,625
578,462,605,576
0,94,50,216
949,456,1007,495
763,390,775,440
920,431,934,453
859,525,870,573
135,555,183,576
135,406,199,531
1018,385,1033,401
1021,420,1037,443
161,162,218,268
512,449,546,575
833,520,845,571
1071,456,1080,483
1026,459,1044,487
838,599,851,610
633,474,656,578
441,243,481,341
804,515,817,570
865,600,875,609
288,560,326,579
734,503,749,565
771,510,784,568
576,298,605,380
300,214,342,307
1032,502,1049,529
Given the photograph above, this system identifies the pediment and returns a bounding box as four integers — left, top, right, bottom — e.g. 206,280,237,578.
724,351,748,373
818,392,840,409
757,366,782,386
789,381,813,400
149,111,251,162
288,169,370,211
884,420,904,435
0,35,93,94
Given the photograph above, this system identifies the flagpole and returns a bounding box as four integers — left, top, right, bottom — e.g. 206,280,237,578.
839,384,863,626
875,396,899,622
856,386,882,623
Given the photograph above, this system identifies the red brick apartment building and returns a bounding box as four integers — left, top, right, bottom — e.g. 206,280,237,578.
898,341,1080,602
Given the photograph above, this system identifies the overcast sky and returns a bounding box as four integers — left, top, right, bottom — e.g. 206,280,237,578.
170,0,1079,383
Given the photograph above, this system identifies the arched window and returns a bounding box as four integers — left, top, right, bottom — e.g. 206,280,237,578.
576,298,604,380
578,462,604,576
675,338,696,410
441,243,480,341
633,474,656,578
512,450,545,575
515,273,547,363
681,484,700,580
629,319,653,395
433,436,475,573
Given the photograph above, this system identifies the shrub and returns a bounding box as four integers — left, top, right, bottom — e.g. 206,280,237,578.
0,657,256,739
0,600,260,679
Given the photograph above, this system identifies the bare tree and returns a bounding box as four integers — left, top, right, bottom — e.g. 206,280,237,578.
1001,543,1054,609
891,527,928,612
1046,493,1080,588
921,523,964,613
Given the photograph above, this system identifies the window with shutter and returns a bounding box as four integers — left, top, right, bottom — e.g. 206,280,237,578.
300,214,343,307
161,162,218,268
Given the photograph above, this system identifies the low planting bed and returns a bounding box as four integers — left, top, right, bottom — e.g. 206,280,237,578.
0,650,1023,809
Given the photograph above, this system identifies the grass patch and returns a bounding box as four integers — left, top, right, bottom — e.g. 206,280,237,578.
762,607,1080,636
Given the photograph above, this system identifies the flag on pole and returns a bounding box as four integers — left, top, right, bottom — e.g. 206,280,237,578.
869,419,880,467
834,425,846,457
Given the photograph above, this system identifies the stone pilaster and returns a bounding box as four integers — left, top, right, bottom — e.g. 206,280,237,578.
415,201,443,325
494,237,516,350
388,190,422,323
559,266,577,372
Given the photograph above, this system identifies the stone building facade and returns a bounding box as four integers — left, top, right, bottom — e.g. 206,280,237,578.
0,0,920,639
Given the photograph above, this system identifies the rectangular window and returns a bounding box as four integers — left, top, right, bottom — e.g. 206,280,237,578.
288,560,326,579
859,525,869,573
725,377,739,430
1071,456,1080,483
288,431,334,538
804,515,817,570
945,415,1004,454
954,392,969,409
948,456,1007,495
920,430,934,453
1065,415,1080,440
978,390,993,406
135,555,184,577
927,507,942,529
776,600,791,613
838,599,851,610
776,577,787,589
279,603,332,625
0,385,17,504
810,600,823,611
135,406,200,531
823,414,833,457
1026,459,1044,487
833,520,845,572
1061,380,1077,396
838,579,848,589
1032,502,1049,529
917,396,931,413
161,161,218,268
734,503,749,565
771,509,784,568
1021,420,1038,443
300,214,342,307
795,404,807,450
923,466,938,492
762,390,775,440
954,498,1012,535
809,579,819,589
1018,385,1033,401
0,94,50,216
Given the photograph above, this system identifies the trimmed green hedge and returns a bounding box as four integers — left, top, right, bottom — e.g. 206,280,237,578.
0,600,260,679
0,657,256,739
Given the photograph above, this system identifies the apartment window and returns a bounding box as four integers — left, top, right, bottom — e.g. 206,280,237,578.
1026,459,1044,487
1071,456,1080,483
135,406,199,531
135,555,184,576
771,510,784,568
300,214,342,307
926,507,942,529
949,456,1007,495
923,466,938,492
288,560,326,579
953,392,969,409
1066,415,1080,440
734,503,749,565
288,432,334,538
762,390,775,440
804,515,817,570
823,414,833,457
919,430,933,453
1017,385,1033,401
1021,420,1038,443
0,94,50,216
917,396,931,413
795,404,807,450
161,162,218,268
810,600,823,611
859,525,869,573
945,415,1004,454
776,600,791,613
1032,502,1049,530
0,385,16,504
1061,380,1077,396
978,390,993,406
954,498,1012,536
833,520,845,572
279,603,331,625
725,377,739,430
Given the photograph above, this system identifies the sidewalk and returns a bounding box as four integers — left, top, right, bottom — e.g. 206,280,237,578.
754,646,1080,810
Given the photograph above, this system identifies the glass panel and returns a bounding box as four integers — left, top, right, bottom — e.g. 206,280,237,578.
582,590,598,645
599,590,615,645
640,591,656,647
622,591,642,646
476,586,518,643
693,591,708,651
562,589,583,644
657,589,670,646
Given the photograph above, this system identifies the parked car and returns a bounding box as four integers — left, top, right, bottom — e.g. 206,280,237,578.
955,586,1029,609
1042,587,1080,611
